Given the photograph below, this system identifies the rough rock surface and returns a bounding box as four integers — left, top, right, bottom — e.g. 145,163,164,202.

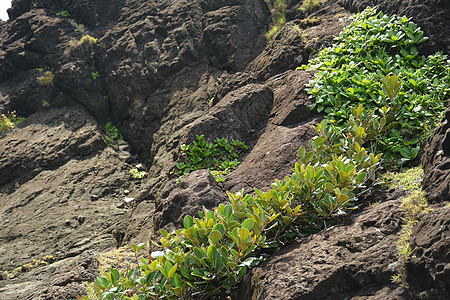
16,251,98,300
407,204,450,299
156,169,228,231
421,106,450,203
0,107,138,298
0,0,449,299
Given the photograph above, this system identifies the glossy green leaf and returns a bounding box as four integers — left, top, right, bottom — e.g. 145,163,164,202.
183,215,194,229
208,230,223,244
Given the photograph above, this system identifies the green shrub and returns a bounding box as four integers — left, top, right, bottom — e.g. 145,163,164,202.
0,111,24,133
84,105,385,299
175,135,248,183
104,121,126,147
300,7,450,167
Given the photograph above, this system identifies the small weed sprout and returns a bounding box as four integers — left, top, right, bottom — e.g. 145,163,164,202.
91,71,100,80
392,271,408,288
74,23,85,32
104,121,126,147
42,99,50,108
37,71,54,86
56,10,71,17
0,111,25,132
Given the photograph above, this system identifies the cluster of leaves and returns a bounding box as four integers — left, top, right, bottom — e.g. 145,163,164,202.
37,70,54,86
85,105,384,299
175,135,248,183
301,7,450,166
0,111,25,133
104,121,126,147
130,168,147,179
265,0,287,40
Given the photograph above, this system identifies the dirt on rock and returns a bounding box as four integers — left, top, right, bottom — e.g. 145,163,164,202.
0,0,449,299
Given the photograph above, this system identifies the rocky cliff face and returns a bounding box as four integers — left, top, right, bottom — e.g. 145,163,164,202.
0,0,449,299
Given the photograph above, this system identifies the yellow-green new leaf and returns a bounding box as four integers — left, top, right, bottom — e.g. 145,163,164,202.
168,264,178,279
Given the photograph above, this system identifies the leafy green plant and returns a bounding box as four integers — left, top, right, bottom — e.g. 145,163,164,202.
85,105,385,299
175,135,248,182
91,71,100,80
129,168,147,179
56,10,71,17
104,121,126,147
0,111,25,133
265,0,287,40
301,7,450,168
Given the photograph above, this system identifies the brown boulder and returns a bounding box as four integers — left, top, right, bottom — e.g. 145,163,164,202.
156,169,228,230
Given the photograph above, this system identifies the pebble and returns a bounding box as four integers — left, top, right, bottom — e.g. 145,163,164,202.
124,197,135,204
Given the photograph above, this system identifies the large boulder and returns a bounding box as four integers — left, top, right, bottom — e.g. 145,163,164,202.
156,169,228,230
